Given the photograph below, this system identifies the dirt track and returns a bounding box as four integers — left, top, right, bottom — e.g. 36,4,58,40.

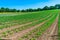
38,16,58,40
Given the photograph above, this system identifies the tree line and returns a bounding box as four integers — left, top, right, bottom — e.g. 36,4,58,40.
0,4,60,12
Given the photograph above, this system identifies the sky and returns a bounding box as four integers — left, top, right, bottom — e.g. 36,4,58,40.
0,0,60,9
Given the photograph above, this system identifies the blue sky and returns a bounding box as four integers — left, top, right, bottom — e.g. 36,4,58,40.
0,0,60,9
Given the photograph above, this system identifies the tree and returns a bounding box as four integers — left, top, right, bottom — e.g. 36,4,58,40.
12,9,17,12
21,9,25,12
26,8,33,12
8,9,17,12
36,8,42,11
17,10,20,12
43,6,49,10
0,7,20,12
49,6,56,10
55,4,60,9
5,8,10,12
0,7,5,12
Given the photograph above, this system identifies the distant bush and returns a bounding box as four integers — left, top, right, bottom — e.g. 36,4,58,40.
0,4,60,12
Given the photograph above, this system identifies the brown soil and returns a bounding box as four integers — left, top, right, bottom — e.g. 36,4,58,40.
0,22,32,33
3,14,53,40
18,14,56,40
37,16,58,40
0,17,45,34
0,14,52,40
7,21,45,40
0,14,52,34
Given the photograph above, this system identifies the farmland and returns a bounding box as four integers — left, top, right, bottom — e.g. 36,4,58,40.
0,10,59,40
58,13,60,40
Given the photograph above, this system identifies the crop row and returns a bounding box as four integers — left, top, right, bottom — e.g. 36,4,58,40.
0,13,53,38
58,13,60,40
0,12,51,29
18,13,58,40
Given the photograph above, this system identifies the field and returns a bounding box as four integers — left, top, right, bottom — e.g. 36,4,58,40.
0,10,59,40
58,12,60,40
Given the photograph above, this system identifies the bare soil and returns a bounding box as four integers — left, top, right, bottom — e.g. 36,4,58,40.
3,15,53,40
7,21,45,40
38,16,58,40
0,14,52,40
0,14,52,34
0,22,32,33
